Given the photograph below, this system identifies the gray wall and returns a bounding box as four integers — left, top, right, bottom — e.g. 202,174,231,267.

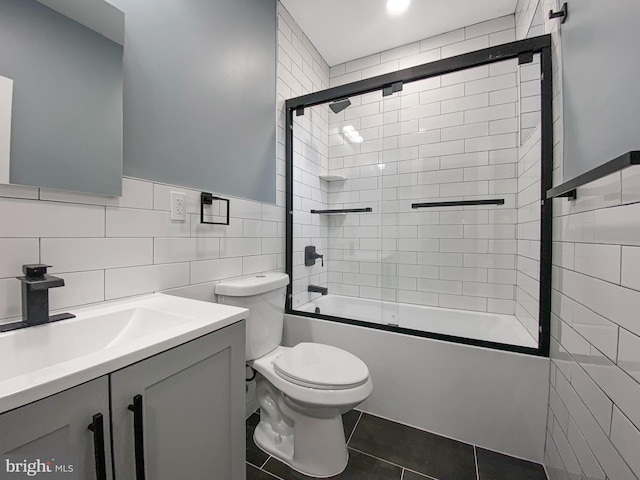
109,0,277,204
0,0,123,195
561,0,640,181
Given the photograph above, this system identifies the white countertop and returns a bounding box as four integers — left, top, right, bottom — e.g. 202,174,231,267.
0,293,248,414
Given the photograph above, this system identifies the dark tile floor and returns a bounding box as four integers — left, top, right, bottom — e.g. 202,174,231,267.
246,410,548,480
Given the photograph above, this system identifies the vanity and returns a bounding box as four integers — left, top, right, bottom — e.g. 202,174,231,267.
0,294,248,480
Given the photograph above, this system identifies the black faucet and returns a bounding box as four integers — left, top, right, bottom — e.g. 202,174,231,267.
0,264,75,332
305,246,324,267
308,285,328,295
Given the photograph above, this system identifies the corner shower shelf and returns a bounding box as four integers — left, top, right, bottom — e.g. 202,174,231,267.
412,199,505,208
546,151,640,200
310,208,372,215
319,175,346,182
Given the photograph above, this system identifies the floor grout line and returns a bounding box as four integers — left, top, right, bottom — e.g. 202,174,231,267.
246,462,283,480
346,410,363,445
347,446,406,470
260,469,283,480
402,466,440,480
246,460,262,469
355,409,477,450
347,446,440,480
474,445,480,480
248,413,544,480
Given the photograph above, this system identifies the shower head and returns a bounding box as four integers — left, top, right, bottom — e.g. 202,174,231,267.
329,98,351,114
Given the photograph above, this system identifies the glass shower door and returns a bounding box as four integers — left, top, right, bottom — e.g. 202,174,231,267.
325,90,386,325
287,33,552,354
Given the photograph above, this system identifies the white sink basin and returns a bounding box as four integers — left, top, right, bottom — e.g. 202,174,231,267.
0,307,192,383
0,294,248,413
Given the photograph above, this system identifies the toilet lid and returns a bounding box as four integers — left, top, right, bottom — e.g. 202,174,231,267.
273,343,369,390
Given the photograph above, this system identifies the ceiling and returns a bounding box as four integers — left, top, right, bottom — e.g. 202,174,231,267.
279,0,519,66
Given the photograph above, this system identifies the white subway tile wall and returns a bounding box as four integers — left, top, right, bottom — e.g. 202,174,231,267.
0,177,286,322
280,4,331,309
319,15,531,315
513,0,640,479
515,0,542,145
516,124,541,339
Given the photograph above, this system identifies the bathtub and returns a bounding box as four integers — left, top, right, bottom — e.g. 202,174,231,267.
298,294,537,348
283,310,549,462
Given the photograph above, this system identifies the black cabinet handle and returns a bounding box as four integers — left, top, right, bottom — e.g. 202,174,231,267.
127,394,146,480
87,413,107,480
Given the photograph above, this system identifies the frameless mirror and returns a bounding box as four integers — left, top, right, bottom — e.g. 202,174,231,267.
0,0,124,196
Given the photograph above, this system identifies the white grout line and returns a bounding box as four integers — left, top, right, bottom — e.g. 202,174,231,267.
347,447,439,480
347,446,406,470
468,438,546,465
400,466,440,480
346,410,363,445
249,411,541,480
353,410,472,448
247,462,283,480
619,244,623,285
474,445,480,480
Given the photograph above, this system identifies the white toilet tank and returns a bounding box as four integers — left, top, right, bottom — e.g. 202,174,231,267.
215,273,290,361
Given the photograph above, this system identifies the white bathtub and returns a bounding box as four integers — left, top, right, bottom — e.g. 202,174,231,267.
298,294,537,348
283,312,549,462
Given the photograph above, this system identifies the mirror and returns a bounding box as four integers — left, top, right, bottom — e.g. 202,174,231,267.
0,0,124,196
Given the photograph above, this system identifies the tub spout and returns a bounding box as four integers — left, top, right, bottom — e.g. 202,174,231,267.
308,285,328,295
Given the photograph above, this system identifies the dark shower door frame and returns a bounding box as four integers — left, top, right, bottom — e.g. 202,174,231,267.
285,35,553,357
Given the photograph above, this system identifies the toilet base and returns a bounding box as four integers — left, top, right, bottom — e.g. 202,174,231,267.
254,376,349,478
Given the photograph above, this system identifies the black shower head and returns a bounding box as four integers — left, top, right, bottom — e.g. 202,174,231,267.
329,98,351,114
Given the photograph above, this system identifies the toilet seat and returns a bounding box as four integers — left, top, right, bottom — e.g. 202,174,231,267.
273,343,369,390
251,346,373,407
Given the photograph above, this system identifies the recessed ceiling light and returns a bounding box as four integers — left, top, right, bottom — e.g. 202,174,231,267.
386,0,410,15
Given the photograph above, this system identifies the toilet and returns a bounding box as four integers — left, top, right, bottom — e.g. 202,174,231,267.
215,272,373,478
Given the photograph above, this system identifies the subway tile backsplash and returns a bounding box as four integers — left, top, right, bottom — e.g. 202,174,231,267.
0,177,286,322
0,197,105,238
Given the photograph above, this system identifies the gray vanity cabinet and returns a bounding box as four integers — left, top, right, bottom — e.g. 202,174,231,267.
0,321,245,480
0,376,113,479
110,322,246,480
